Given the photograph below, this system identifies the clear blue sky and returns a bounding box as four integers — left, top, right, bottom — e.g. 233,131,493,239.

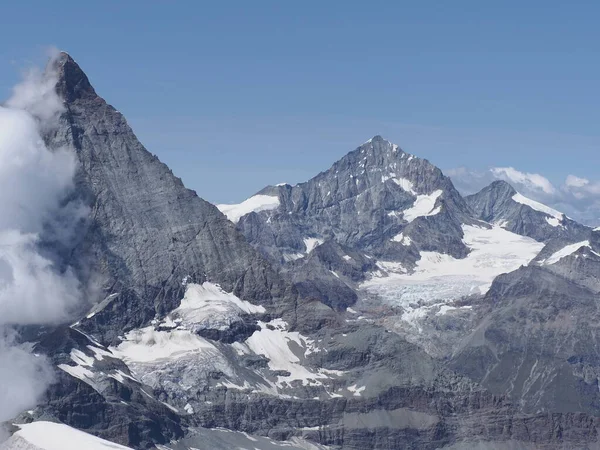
1,1,599,204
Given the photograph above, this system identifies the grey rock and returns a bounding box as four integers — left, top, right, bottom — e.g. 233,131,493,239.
236,136,474,271
33,327,184,448
450,253,600,417
466,180,591,243
45,52,292,344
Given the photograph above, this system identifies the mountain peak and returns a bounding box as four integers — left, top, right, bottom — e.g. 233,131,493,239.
50,51,97,102
487,179,517,195
360,135,404,155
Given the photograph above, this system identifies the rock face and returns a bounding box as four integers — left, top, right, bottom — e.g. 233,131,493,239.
46,52,290,345
228,136,474,268
451,236,600,417
7,53,600,450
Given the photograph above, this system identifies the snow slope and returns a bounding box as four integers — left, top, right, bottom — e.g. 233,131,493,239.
304,237,324,253
403,190,443,222
1,422,133,450
164,282,266,331
217,195,280,223
512,193,564,221
542,240,590,265
362,224,544,328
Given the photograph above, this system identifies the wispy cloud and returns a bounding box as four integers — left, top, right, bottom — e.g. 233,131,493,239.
490,167,556,195
0,50,84,433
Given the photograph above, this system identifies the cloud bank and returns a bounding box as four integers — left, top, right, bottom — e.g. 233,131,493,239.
448,166,600,226
0,52,83,433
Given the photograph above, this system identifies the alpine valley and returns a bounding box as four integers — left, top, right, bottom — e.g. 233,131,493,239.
2,53,600,450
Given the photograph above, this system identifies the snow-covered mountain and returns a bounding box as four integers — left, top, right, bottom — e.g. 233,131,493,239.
466,179,591,243
4,53,600,450
220,135,474,269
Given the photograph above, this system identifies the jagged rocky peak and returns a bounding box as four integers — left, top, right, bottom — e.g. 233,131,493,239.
311,134,451,197
221,134,474,270
466,178,591,243
51,51,97,102
483,179,516,196
43,51,288,344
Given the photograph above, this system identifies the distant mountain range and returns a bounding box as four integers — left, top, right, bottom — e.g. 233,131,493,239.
2,52,600,450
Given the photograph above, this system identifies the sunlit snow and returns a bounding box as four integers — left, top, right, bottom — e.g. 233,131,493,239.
542,240,590,265
164,282,266,331
362,225,544,328
217,194,280,223
545,216,562,227
512,193,564,220
381,175,416,194
391,233,411,246
6,421,133,450
403,190,443,222
242,319,341,387
111,327,217,364
304,237,324,253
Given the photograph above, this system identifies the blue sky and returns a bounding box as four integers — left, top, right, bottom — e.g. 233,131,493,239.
1,1,599,219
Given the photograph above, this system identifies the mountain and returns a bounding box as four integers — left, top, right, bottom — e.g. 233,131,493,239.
5,52,600,450
46,52,298,341
466,180,591,243
219,136,481,311
222,136,475,270
25,52,302,448
451,230,600,415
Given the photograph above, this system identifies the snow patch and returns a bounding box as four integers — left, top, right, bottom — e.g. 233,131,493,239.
347,384,366,396
392,177,416,194
7,421,134,450
244,319,340,387
381,175,416,194
283,252,305,262
512,193,563,220
217,194,280,223
304,237,324,253
111,327,216,363
391,233,412,246
545,216,562,227
436,305,473,315
164,282,265,332
362,225,543,329
542,240,590,265
403,190,443,222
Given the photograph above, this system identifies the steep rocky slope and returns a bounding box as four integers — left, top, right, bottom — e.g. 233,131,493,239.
46,52,292,344
466,180,591,243
223,135,475,269
451,230,600,416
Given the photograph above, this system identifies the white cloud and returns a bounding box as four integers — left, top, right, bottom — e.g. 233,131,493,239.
0,51,84,429
0,331,55,424
565,175,589,188
490,167,556,195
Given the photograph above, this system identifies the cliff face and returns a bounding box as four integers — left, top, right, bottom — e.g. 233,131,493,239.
232,135,474,268
466,179,591,243
46,52,291,345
